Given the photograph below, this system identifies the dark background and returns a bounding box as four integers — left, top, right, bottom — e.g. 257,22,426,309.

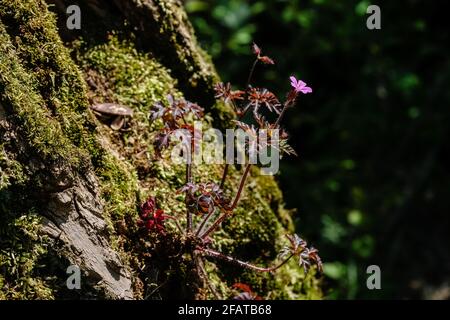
185,0,450,299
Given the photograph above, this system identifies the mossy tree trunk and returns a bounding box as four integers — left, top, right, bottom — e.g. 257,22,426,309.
1,0,321,300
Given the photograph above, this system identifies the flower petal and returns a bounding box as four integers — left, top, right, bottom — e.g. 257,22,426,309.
297,80,307,88
289,76,298,86
300,86,313,94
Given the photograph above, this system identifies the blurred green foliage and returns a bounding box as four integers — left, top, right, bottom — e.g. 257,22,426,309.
186,0,450,299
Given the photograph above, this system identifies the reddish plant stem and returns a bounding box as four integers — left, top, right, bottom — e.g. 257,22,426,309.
199,247,294,272
219,164,229,189
230,98,239,114
200,211,227,240
240,104,251,118
164,214,183,233
186,163,192,233
246,59,258,89
202,164,251,239
185,132,195,233
219,103,250,189
230,164,251,210
195,254,221,299
195,207,216,237
274,92,298,127
274,102,289,127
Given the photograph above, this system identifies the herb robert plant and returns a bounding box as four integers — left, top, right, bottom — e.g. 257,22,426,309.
139,42,322,298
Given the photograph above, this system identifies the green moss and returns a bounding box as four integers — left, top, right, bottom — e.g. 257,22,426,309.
0,211,54,300
255,174,295,232
155,0,219,88
97,153,139,221
0,2,141,222
0,144,27,190
77,35,178,113
0,0,100,164
272,259,323,299
0,24,83,165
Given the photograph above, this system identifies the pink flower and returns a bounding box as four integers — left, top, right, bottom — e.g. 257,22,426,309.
290,76,312,94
